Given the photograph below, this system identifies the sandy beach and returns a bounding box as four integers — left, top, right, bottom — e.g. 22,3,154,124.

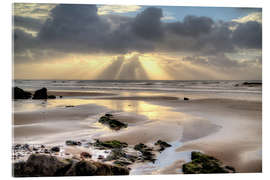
12,88,262,174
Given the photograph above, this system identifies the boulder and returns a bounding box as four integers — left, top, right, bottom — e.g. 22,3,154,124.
134,143,155,163
98,115,127,130
66,140,81,146
47,95,56,99
13,154,129,177
184,97,189,101
13,87,32,99
32,88,48,99
13,154,70,177
50,146,60,152
80,152,92,159
93,139,128,149
65,160,129,176
182,151,234,174
154,140,172,151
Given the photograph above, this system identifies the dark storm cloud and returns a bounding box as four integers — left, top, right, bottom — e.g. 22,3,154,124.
166,15,214,37
131,7,164,41
13,4,262,63
14,15,44,31
232,21,262,49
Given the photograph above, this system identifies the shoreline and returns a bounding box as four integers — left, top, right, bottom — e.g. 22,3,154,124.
12,89,262,174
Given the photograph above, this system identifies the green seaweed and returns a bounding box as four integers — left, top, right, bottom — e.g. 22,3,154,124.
98,115,127,130
182,152,234,174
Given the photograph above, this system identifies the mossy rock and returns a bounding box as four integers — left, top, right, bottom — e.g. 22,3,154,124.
93,140,128,149
154,140,172,151
113,160,132,167
98,115,127,130
182,152,234,174
134,143,156,163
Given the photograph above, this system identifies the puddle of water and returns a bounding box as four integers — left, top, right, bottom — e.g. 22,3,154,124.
130,141,192,175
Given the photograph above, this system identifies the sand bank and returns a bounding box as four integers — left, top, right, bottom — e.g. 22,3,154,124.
13,96,262,173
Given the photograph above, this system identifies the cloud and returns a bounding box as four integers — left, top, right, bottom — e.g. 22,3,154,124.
166,15,214,37
13,4,262,67
232,12,262,23
97,5,141,15
132,7,164,41
14,15,44,32
232,21,262,49
13,3,56,20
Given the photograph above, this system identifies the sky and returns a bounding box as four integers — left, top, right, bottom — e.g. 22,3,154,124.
13,3,262,80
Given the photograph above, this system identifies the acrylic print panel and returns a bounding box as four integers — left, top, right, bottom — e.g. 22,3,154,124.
12,2,262,177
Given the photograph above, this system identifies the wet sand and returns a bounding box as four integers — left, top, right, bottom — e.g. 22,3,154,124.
12,91,262,174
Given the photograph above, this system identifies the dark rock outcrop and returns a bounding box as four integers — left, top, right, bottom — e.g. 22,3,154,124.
154,140,172,151
93,140,128,149
47,95,56,99
32,88,48,99
98,114,127,130
182,151,235,174
13,87,32,99
13,154,70,177
13,154,129,177
134,143,156,163
50,146,60,152
66,140,81,146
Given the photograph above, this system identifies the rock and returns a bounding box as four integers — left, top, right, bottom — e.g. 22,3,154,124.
98,155,104,160
41,145,45,148
93,140,128,149
182,152,233,174
105,113,113,117
59,96,63,98
154,140,172,151
64,160,129,176
98,115,127,130
242,82,262,87
66,140,81,146
13,154,70,177
50,146,60,152
13,154,129,177
134,143,155,163
184,97,189,101
105,149,127,161
113,160,132,166
225,165,236,173
13,87,32,99
32,88,48,99
80,152,92,159
65,105,75,108
48,95,56,99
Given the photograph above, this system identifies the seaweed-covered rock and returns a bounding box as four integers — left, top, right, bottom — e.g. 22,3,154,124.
182,152,234,174
13,154,70,177
13,87,32,99
13,154,129,177
154,140,172,151
134,143,156,163
66,140,81,146
113,160,132,167
98,114,127,130
65,160,129,176
32,88,48,99
93,140,128,149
